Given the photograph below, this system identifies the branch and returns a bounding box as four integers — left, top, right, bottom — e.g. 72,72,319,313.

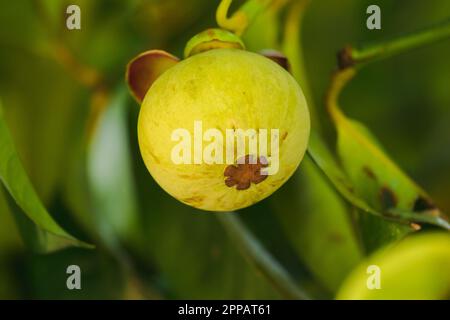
338,18,450,69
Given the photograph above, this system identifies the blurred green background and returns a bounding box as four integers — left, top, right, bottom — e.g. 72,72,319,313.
0,0,449,299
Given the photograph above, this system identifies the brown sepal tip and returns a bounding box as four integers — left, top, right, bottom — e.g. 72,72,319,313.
224,155,269,190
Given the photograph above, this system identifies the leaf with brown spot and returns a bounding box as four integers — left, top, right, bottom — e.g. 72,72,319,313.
326,69,449,235
307,128,449,252
413,196,436,212
362,166,376,180
126,50,179,103
379,186,397,210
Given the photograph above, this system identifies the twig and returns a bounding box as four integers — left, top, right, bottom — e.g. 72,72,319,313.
338,18,450,69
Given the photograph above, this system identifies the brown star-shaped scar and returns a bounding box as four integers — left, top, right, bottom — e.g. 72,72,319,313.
224,155,269,190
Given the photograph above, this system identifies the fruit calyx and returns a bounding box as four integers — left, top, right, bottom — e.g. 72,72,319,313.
224,155,268,190
184,28,245,58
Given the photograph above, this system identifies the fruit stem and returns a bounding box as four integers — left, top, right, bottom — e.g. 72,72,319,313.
216,0,273,36
217,213,311,300
338,17,450,69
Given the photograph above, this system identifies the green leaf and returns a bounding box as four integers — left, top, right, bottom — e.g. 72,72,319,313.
337,232,450,300
326,69,449,244
0,190,21,251
0,100,92,253
87,87,141,248
307,130,415,252
307,130,376,215
270,158,363,293
308,129,450,252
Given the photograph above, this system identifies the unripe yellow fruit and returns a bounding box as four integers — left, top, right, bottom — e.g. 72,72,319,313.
138,48,310,211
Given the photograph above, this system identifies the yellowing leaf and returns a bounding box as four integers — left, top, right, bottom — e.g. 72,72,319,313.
327,69,449,234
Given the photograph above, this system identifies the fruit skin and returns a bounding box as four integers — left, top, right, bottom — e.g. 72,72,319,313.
336,233,450,300
138,48,310,211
